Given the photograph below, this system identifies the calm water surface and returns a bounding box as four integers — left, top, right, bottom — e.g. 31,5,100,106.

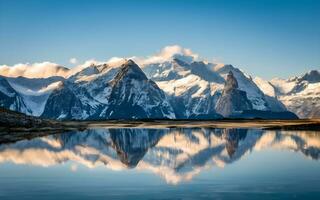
0,128,319,199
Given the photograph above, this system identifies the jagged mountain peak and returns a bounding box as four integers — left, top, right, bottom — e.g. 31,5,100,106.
172,58,190,67
189,61,225,83
101,60,175,119
114,59,148,82
225,71,239,91
192,60,206,65
271,69,320,84
68,64,100,82
77,64,99,76
214,64,235,73
124,59,137,66
122,59,143,71
266,68,320,118
215,72,253,117
299,69,320,83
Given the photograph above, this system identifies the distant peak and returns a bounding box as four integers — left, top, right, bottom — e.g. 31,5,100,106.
305,69,320,77
191,61,206,65
214,64,235,72
124,59,136,66
121,59,143,73
173,57,189,67
308,69,320,73
299,69,320,83
113,59,148,82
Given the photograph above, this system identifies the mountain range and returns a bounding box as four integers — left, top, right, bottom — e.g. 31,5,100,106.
0,46,318,119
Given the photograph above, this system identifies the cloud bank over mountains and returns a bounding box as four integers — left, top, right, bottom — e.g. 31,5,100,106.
0,62,68,79
133,45,199,66
0,45,202,79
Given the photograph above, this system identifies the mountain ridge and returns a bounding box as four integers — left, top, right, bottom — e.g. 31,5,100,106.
0,48,317,119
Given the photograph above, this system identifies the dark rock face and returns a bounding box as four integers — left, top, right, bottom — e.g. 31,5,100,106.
0,77,29,113
41,80,102,120
41,83,84,119
215,71,253,117
189,61,225,83
102,60,175,119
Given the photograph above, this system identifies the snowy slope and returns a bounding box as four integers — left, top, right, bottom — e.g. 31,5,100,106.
0,76,30,114
253,77,276,97
7,79,62,116
252,77,287,111
255,70,320,118
276,80,320,118
143,58,224,118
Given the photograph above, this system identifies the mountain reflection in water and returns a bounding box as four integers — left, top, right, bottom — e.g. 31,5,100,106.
0,128,319,184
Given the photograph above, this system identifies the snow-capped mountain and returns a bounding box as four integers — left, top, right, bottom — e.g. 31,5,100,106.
0,128,318,184
39,60,125,120
100,60,175,119
29,59,174,120
143,58,224,118
212,71,296,119
214,64,289,113
255,70,320,118
141,50,292,118
0,45,316,119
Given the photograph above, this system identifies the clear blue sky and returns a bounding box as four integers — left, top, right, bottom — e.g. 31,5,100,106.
0,0,319,79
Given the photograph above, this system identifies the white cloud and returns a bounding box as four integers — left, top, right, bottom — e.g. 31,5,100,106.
69,58,78,64
0,62,69,78
133,45,199,66
0,45,217,79
0,59,118,79
67,59,103,77
106,57,126,67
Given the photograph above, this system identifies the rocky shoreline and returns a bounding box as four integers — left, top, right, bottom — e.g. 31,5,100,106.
1,107,319,135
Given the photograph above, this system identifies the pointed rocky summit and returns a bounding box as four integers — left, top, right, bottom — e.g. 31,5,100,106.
215,71,253,117
101,60,176,119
